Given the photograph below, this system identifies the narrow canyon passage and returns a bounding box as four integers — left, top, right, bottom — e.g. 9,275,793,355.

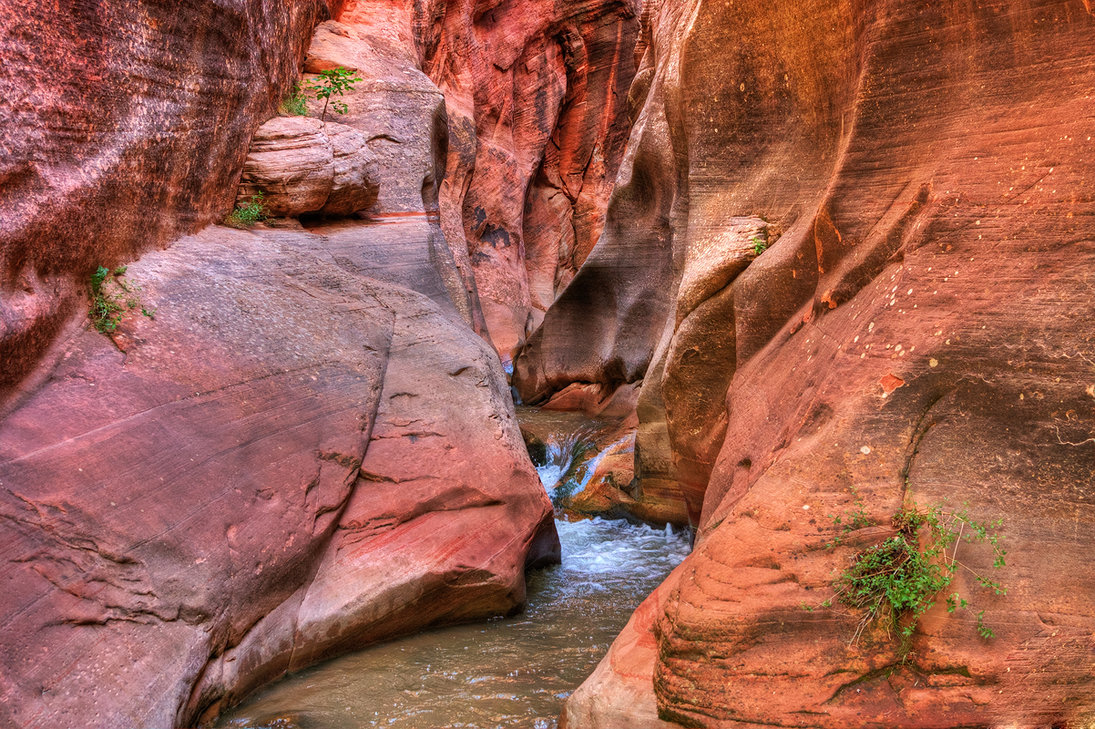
2,1,1094,728
217,412,691,729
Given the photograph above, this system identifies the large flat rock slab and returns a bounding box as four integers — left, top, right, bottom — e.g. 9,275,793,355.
0,226,557,728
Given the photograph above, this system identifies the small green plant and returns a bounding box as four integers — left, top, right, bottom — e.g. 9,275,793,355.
825,499,871,549
812,501,1005,647
751,235,767,255
307,68,363,121
226,191,267,228
280,82,308,116
88,265,155,334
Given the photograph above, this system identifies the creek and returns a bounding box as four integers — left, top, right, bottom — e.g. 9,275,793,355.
217,410,690,729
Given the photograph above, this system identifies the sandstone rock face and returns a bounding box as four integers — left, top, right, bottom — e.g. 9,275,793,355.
0,227,557,729
409,0,640,359
299,17,486,333
284,0,639,360
554,0,1095,725
235,117,379,217
0,0,332,403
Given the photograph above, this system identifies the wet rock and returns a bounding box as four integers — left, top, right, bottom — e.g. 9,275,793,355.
561,569,683,729
0,226,557,729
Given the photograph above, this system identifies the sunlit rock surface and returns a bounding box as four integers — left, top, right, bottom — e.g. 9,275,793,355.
0,227,557,729
549,0,1095,725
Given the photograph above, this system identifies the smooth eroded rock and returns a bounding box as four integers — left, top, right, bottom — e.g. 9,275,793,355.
235,117,379,217
0,0,331,400
560,0,1095,725
0,226,557,729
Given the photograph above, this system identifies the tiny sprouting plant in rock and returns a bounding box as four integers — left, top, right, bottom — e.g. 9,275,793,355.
280,82,308,116
810,501,1006,648
307,67,363,122
89,265,155,334
751,235,767,255
226,191,267,228
825,499,871,549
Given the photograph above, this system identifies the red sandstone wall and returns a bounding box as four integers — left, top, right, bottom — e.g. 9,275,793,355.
0,0,332,405
410,0,639,359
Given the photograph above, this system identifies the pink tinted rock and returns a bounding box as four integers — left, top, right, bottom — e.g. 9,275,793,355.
0,0,332,401
300,17,486,332
408,0,639,360
235,117,379,218
0,226,557,728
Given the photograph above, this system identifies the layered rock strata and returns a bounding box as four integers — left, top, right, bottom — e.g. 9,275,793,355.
409,0,640,358
292,16,482,330
0,228,558,729
258,0,641,360
235,117,380,217
0,3,572,727
544,0,1095,725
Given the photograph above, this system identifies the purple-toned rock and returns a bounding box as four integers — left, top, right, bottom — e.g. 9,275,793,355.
0,226,557,729
0,0,332,401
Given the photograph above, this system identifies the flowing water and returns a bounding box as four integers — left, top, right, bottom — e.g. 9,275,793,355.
218,413,690,729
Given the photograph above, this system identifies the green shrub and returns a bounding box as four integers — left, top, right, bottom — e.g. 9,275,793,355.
88,265,155,334
306,68,363,121
751,235,767,255
280,82,308,116
812,501,1006,647
226,191,267,228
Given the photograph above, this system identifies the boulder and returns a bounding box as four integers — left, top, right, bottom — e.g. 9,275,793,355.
235,117,379,218
0,226,557,729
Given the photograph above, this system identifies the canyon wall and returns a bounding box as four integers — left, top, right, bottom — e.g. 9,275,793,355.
0,0,332,405
544,0,1095,726
412,0,640,359
0,1,595,726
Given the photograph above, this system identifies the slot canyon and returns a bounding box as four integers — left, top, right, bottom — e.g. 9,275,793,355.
1,0,1093,728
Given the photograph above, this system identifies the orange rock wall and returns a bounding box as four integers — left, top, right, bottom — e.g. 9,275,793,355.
548,0,1095,725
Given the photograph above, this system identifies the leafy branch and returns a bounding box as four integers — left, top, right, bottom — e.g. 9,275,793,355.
306,68,363,122
805,501,1006,648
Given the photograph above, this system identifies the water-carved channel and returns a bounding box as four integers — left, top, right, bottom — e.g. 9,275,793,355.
218,409,690,729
